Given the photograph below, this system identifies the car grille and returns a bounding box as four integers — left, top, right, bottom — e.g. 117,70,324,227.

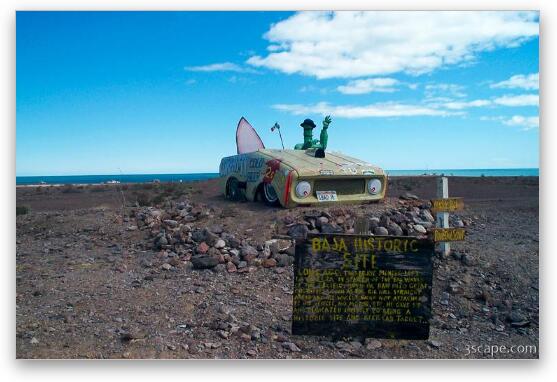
313,178,366,195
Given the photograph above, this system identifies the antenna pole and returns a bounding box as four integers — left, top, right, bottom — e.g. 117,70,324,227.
272,123,285,149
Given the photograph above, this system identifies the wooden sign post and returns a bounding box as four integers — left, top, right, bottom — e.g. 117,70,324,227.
436,177,451,257
432,177,466,253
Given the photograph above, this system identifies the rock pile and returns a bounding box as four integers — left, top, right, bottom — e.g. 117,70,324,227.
134,201,295,273
283,202,447,240
133,197,470,273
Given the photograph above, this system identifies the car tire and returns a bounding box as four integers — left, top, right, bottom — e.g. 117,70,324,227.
262,183,280,206
226,178,245,202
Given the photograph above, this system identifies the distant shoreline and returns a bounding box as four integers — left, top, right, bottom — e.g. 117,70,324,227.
15,168,539,186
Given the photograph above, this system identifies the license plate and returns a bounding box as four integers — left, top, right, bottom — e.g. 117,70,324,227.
316,191,338,202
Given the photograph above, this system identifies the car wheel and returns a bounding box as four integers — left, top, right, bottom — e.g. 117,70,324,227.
226,178,244,201
262,183,280,206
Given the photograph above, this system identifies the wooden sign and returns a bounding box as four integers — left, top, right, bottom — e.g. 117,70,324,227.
431,197,464,212
433,228,466,242
292,233,433,340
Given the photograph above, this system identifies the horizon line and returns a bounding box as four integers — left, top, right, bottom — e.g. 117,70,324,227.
16,167,540,178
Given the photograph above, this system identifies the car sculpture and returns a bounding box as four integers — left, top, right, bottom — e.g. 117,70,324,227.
219,116,387,208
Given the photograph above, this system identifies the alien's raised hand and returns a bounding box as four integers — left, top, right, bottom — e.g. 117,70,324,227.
322,115,332,129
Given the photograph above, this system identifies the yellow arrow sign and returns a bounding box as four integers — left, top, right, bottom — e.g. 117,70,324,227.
433,228,466,242
431,197,464,212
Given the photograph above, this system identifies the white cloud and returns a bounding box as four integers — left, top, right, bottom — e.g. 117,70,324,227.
272,101,455,118
273,91,539,119
429,93,538,110
491,73,539,90
439,99,491,110
493,94,539,106
184,62,257,73
337,78,399,94
502,115,539,130
248,11,538,79
424,83,467,99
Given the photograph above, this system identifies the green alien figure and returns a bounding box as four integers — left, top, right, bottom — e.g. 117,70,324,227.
294,115,332,150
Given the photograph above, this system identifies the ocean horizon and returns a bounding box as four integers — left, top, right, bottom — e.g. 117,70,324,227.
15,168,539,185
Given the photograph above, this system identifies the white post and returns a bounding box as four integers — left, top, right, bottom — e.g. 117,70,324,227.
436,177,450,257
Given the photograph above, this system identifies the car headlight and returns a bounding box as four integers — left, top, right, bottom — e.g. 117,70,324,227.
295,181,311,198
367,179,382,195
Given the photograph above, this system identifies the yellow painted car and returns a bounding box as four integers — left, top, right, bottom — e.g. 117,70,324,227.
219,148,387,208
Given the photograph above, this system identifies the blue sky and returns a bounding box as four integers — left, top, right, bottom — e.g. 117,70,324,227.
16,11,539,176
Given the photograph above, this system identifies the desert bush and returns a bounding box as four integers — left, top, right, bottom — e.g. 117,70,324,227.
151,193,165,205
133,191,151,206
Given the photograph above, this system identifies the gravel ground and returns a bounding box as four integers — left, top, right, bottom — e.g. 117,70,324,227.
16,176,539,359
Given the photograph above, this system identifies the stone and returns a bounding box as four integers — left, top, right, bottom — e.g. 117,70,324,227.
379,215,391,227
227,236,242,249
454,219,465,228
163,219,179,228
262,258,277,268
316,216,329,227
168,257,182,267
401,192,420,200
275,333,288,343
374,226,389,236
283,215,295,225
264,240,280,257
197,242,210,254
214,264,227,273
387,222,403,236
237,261,248,269
282,342,301,352
421,210,435,223
369,217,380,228
287,224,309,240
226,262,237,273
214,239,226,249
441,292,450,305
161,263,172,271
203,229,220,246
461,253,476,266
274,253,293,267
427,339,441,348
241,245,258,262
508,311,529,327
156,236,168,248
191,229,207,243
320,223,344,234
207,224,223,234
365,339,382,350
413,224,427,234
391,212,407,224
183,262,193,271
191,255,220,269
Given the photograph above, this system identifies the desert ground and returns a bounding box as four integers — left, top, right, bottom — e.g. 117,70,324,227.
16,176,539,359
